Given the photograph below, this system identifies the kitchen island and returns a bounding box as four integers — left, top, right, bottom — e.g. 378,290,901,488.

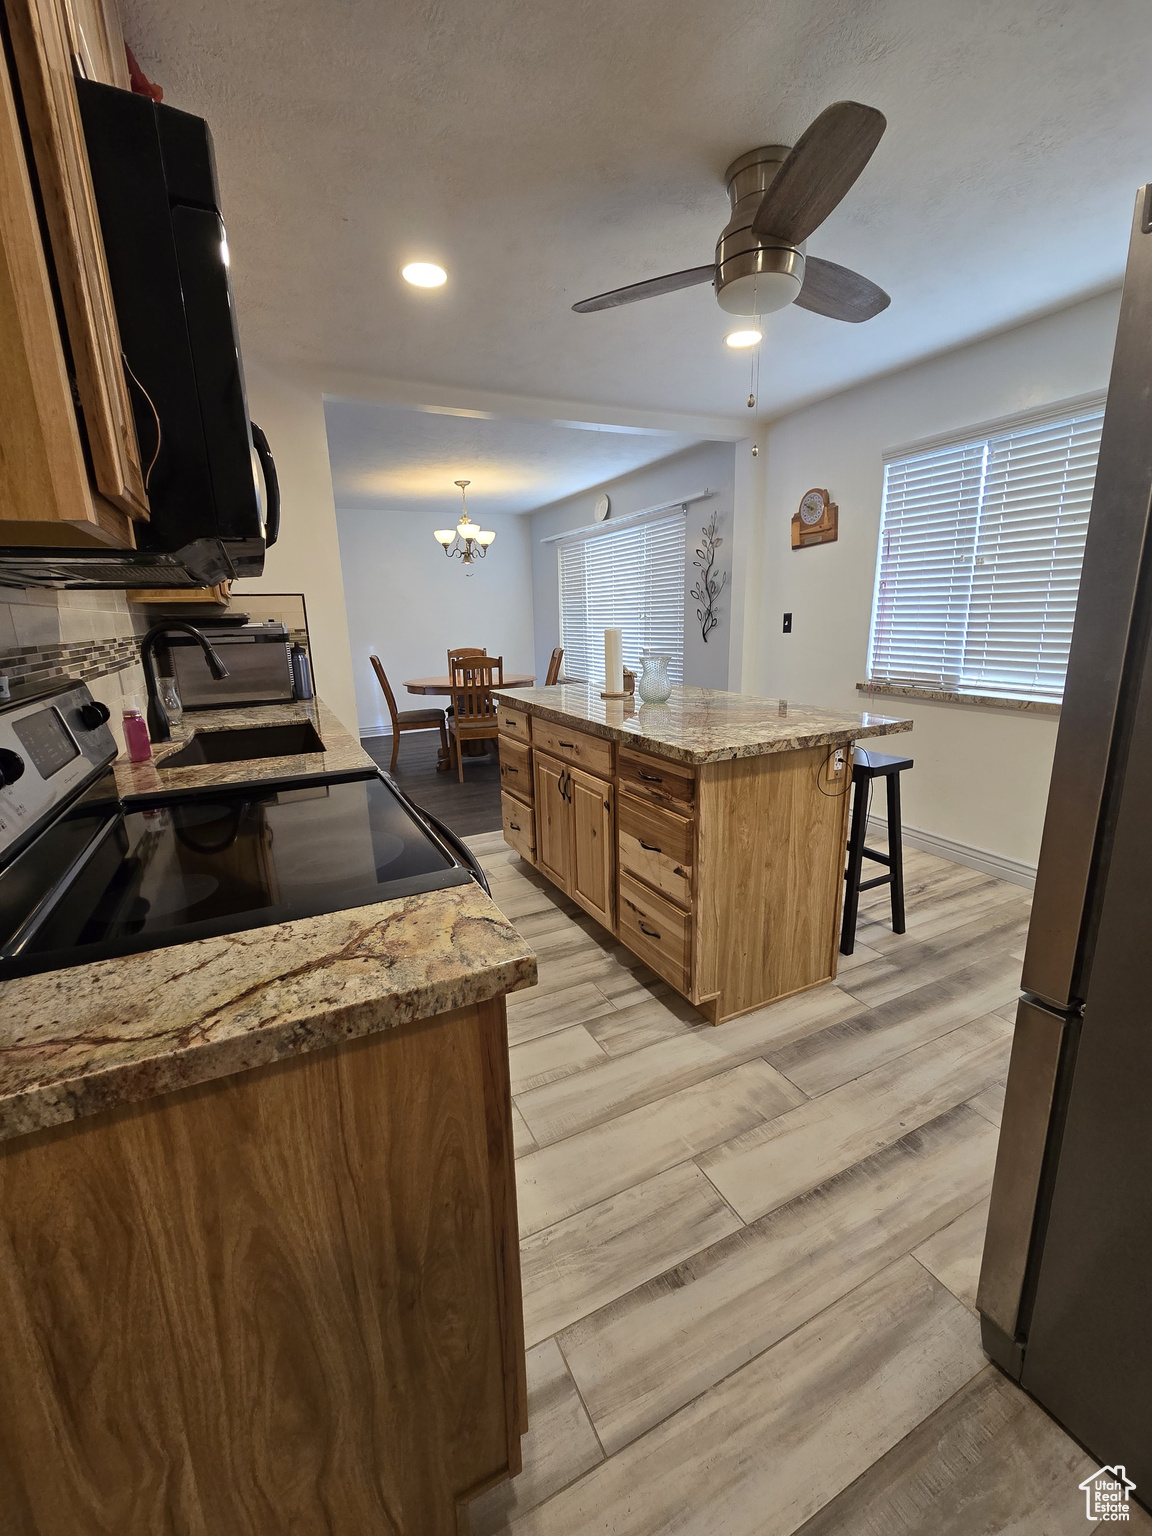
494,683,911,1024
0,696,537,1536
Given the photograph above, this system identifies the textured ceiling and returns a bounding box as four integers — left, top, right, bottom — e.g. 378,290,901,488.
324,399,702,515
121,0,1151,419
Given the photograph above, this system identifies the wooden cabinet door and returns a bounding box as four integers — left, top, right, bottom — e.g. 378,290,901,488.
0,40,100,535
569,766,614,930
533,751,570,893
6,0,150,520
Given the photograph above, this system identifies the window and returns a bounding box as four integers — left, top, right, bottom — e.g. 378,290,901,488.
558,511,686,684
868,403,1105,702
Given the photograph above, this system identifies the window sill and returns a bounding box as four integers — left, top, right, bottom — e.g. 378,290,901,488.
856,680,1061,717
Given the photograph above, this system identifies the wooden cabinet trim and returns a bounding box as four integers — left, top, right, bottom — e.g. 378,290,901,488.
500,789,536,864
0,1005,524,1534
0,38,108,533
618,745,696,811
568,764,614,930
533,720,614,778
532,750,570,892
618,792,694,910
497,735,533,802
617,871,691,993
496,705,531,745
6,0,149,518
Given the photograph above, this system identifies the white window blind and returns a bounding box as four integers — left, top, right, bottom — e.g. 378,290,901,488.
558,511,686,685
868,404,1104,702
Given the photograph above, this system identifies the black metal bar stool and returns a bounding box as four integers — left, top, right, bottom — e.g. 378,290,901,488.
841,747,914,955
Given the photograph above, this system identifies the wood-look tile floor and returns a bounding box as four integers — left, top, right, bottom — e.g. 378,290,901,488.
465,834,1152,1536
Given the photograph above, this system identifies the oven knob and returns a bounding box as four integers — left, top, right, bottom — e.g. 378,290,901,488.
0,749,25,786
78,701,111,730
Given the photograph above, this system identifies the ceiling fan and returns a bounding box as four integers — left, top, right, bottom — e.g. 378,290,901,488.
572,102,890,325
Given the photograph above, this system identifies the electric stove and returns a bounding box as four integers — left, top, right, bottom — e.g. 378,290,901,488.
0,682,485,981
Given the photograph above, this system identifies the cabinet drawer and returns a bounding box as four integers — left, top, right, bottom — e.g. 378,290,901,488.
534,721,614,777
618,872,691,994
498,736,533,800
497,704,531,744
501,791,536,863
618,746,695,811
618,794,694,909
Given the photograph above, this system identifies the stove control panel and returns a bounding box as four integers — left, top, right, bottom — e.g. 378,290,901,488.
0,683,118,867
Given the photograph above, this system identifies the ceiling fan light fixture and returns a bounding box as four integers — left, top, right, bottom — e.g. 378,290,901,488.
402,261,447,288
716,267,802,317
725,327,763,349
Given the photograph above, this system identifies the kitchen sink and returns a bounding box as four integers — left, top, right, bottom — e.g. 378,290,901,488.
159,721,325,768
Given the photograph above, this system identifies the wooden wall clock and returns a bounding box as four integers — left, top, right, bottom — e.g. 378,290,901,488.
791,487,838,549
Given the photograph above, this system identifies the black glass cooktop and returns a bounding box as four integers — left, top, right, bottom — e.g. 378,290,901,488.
0,771,473,979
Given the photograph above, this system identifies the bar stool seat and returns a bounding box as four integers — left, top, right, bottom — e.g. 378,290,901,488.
841,747,914,956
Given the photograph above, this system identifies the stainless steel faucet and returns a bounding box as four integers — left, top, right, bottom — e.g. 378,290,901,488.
140,622,230,742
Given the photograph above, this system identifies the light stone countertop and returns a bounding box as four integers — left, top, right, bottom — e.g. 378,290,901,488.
494,683,912,766
0,696,537,1144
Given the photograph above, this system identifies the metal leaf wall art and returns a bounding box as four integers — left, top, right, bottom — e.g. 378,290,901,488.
690,512,728,643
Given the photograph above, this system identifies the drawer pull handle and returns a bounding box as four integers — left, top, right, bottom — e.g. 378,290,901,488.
505,764,519,773
639,839,662,852
638,921,661,938
638,769,663,782
509,820,521,831
558,740,576,748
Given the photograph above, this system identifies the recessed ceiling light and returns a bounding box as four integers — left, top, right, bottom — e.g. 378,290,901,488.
402,262,447,288
725,328,763,349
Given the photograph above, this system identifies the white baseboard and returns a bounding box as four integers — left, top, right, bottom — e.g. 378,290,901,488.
358,725,443,740
867,815,1036,890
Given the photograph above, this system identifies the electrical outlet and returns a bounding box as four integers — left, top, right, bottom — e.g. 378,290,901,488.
833,748,846,774
782,612,792,633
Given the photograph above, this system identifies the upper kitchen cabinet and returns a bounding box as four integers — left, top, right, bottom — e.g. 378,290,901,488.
2,0,149,528
0,23,131,546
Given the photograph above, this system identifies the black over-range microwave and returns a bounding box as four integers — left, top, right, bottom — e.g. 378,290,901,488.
0,82,279,589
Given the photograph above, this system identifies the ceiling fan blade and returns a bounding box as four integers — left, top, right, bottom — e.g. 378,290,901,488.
794,254,890,322
751,102,886,245
571,265,715,313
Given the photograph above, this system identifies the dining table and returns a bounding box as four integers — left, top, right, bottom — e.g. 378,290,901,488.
403,672,536,769
403,673,536,695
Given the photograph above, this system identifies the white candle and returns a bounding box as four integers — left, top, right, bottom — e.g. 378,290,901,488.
604,627,624,694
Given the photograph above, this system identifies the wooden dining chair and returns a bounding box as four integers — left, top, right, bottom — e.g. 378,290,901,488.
447,646,486,679
370,656,449,773
447,655,502,781
545,646,564,686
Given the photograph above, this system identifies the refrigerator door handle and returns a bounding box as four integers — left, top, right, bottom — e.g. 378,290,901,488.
977,998,1070,1346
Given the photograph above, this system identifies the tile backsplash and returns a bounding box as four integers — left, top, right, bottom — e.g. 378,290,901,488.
0,589,146,753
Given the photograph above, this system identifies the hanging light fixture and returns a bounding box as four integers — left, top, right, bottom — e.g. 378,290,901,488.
433,480,496,570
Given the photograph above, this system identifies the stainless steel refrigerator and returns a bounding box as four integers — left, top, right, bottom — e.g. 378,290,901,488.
978,185,1152,1490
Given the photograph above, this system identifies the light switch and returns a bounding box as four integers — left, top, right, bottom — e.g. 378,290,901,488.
782,612,792,633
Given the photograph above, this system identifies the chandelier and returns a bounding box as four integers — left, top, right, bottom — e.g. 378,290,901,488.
434,480,496,569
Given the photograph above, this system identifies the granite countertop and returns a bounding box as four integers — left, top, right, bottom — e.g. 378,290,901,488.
112,697,375,797
494,683,912,766
0,695,537,1144
0,884,536,1143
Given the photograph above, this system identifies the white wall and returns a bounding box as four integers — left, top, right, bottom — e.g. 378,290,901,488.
336,509,535,737
230,364,358,731
750,289,1122,871
528,441,738,690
